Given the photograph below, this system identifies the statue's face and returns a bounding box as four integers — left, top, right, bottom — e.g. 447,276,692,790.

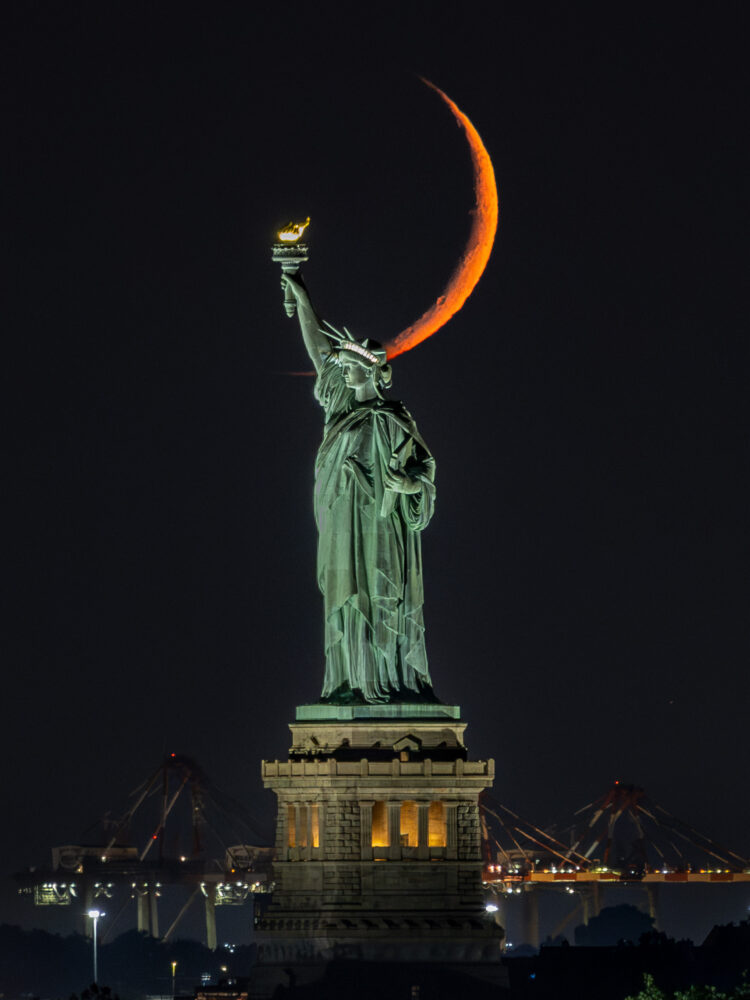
341,359,371,388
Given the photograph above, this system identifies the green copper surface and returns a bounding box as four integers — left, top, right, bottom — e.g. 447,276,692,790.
295,703,460,722
282,274,437,706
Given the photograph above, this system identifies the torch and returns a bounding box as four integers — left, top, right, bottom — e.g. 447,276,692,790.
272,217,310,317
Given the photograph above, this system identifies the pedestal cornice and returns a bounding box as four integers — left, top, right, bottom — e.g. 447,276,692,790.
262,756,493,789
295,703,461,722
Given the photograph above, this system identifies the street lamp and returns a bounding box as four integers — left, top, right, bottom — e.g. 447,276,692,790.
171,960,177,1000
87,909,104,984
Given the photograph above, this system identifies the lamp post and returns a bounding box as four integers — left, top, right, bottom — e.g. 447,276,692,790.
171,960,177,1000
87,909,104,984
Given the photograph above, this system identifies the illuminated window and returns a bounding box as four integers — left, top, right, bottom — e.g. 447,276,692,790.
428,801,446,846
311,804,320,848
400,800,419,846
371,801,388,847
287,805,296,847
288,804,319,849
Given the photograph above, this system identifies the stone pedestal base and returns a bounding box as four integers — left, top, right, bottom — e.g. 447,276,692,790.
253,704,506,996
248,959,510,1000
249,959,507,999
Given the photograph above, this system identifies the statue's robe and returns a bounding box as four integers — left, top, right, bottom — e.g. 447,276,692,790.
314,354,436,703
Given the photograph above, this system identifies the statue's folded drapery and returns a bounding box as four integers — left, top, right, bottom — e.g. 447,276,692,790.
314,355,436,703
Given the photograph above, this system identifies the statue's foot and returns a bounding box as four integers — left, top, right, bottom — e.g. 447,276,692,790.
320,681,442,706
320,683,365,706
393,682,442,704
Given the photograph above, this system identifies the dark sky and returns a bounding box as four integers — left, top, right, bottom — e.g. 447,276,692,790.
3,3,748,945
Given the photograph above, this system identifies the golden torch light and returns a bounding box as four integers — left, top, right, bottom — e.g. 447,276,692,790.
272,217,310,317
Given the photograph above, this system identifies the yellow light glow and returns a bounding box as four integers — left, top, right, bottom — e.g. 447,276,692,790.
298,805,308,847
371,801,388,847
277,217,310,243
400,801,419,847
311,804,320,848
428,801,447,847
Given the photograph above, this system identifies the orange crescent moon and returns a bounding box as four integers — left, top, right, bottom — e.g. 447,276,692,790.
384,79,499,360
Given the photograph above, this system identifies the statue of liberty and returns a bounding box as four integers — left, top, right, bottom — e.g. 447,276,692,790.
282,274,437,705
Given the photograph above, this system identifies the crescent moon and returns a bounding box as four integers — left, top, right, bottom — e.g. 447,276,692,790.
385,79,499,360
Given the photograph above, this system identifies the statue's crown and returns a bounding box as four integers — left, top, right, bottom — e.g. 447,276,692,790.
338,341,383,366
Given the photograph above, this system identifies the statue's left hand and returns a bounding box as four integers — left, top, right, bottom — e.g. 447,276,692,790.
281,272,309,304
384,468,421,495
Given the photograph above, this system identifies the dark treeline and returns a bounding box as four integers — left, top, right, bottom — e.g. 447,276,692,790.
1,919,749,1000
506,920,750,1000
0,926,256,1000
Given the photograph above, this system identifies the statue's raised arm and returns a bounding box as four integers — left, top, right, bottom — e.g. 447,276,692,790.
281,273,331,375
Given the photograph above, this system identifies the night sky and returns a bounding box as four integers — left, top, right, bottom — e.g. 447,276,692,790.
3,4,748,945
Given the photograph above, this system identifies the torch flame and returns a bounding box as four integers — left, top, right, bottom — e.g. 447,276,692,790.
277,217,310,243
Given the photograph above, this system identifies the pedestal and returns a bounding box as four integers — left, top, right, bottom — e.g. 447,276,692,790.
253,704,507,996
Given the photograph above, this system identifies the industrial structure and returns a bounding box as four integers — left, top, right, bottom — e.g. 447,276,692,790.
15,755,273,948
16,766,749,959
480,782,750,947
